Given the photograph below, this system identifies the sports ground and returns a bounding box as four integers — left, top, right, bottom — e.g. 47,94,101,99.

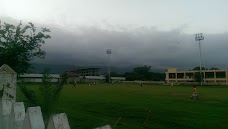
17,83,228,129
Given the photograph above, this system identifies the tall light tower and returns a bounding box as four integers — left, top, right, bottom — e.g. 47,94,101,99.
106,49,111,83
195,33,204,86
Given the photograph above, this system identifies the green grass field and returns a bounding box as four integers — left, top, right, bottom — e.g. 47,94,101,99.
17,83,228,129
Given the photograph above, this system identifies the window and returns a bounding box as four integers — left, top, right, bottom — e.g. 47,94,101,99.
169,73,176,78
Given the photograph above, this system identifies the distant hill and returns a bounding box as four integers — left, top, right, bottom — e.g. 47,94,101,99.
30,63,133,74
30,63,165,74
30,63,76,74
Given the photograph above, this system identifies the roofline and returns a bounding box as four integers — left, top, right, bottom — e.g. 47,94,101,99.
166,69,228,73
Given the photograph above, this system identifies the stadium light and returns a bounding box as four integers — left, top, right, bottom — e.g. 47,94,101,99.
106,49,111,83
195,33,204,86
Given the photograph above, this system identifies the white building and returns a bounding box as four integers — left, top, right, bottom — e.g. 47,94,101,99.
111,77,126,82
79,76,126,82
18,74,60,83
18,74,125,83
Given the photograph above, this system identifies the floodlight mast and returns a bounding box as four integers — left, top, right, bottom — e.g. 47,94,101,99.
106,49,111,83
195,33,204,86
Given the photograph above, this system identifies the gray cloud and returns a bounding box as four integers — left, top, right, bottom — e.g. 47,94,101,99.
41,26,228,70
1,17,228,71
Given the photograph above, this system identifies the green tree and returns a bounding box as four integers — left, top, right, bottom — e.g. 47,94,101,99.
105,74,110,83
133,65,151,74
133,65,151,80
110,72,124,77
125,65,165,81
124,65,150,81
210,67,219,70
19,68,67,123
193,66,207,70
0,21,50,74
148,72,165,81
193,72,204,83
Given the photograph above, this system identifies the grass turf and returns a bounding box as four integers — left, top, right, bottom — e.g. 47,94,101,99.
17,83,228,129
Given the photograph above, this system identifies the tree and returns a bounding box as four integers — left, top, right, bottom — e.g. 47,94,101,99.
19,68,67,124
0,21,50,74
192,66,206,84
193,72,203,83
210,67,219,70
125,65,150,81
133,65,151,74
105,73,111,83
110,72,124,77
193,66,206,70
125,65,165,81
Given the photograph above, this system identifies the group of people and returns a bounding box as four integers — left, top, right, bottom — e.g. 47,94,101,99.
72,81,199,100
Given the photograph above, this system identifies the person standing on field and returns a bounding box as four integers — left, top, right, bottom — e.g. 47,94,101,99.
72,81,77,88
190,86,198,100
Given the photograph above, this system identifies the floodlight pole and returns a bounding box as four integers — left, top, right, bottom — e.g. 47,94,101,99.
106,49,111,83
195,33,204,86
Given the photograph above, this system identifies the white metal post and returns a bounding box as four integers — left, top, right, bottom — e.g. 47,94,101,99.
195,33,204,86
106,49,111,83
199,40,202,86
108,53,110,83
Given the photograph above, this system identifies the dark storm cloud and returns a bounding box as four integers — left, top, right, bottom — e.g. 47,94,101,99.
40,26,228,70
1,17,228,71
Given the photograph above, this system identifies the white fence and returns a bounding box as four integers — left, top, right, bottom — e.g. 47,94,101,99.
0,64,71,129
0,64,111,129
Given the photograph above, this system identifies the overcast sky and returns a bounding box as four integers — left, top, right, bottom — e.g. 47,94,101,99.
1,0,228,71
